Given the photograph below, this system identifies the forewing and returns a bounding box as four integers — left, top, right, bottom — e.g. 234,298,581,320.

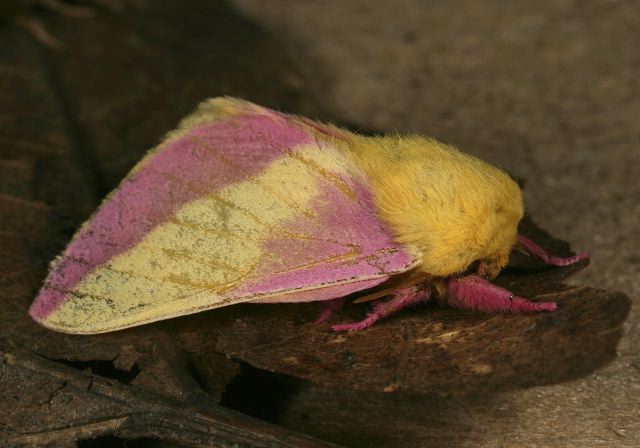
30,98,417,334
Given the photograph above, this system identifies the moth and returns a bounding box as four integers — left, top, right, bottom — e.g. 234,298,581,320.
29,98,588,334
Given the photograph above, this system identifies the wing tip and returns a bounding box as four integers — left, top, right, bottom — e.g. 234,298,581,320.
28,293,98,335
28,306,74,334
28,289,55,322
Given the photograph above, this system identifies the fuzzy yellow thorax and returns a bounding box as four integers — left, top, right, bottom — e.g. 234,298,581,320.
343,135,524,278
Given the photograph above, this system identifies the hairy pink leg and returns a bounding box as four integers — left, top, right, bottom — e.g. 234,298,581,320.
518,235,589,266
331,287,431,332
447,275,556,313
314,297,347,324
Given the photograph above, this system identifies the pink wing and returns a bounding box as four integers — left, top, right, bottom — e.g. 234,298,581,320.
228,165,418,303
29,98,417,333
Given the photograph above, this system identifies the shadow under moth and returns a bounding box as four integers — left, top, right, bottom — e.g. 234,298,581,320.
29,98,588,334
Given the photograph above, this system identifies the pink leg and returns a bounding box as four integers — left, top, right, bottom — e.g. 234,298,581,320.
447,275,556,313
331,287,431,332
518,235,589,266
314,297,347,324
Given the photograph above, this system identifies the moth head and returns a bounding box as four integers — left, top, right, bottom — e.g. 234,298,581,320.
362,136,524,278
415,174,523,279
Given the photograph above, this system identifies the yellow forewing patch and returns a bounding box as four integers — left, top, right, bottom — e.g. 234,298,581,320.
43,144,359,332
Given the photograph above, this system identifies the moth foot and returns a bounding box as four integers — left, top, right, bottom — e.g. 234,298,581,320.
331,287,431,332
314,297,346,324
331,318,378,332
447,275,557,314
518,235,589,266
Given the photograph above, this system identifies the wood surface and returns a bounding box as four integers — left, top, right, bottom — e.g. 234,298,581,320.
0,1,631,447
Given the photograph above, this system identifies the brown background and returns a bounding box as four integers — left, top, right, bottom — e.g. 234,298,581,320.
0,1,637,447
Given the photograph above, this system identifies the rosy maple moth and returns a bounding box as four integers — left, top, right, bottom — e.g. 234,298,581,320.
29,98,588,334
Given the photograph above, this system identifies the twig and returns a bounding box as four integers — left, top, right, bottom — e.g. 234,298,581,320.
4,348,343,448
